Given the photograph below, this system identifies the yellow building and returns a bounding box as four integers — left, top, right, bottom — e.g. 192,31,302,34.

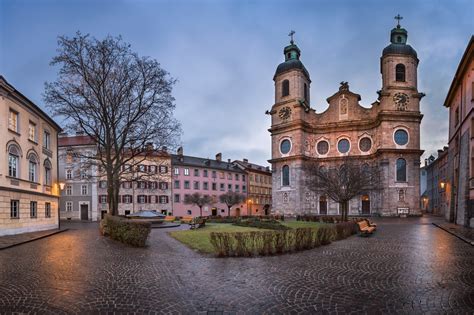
0,76,61,236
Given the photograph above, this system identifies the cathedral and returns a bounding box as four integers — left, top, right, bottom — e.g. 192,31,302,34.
269,19,424,217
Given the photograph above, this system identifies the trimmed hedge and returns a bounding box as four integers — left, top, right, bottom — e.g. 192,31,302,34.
100,215,151,247
210,225,340,257
233,218,289,230
297,215,367,224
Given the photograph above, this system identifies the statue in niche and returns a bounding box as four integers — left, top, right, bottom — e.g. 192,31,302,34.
340,98,348,115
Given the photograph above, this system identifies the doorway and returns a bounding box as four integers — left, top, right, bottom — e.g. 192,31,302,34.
211,208,217,216
361,195,370,214
319,196,327,215
80,204,89,220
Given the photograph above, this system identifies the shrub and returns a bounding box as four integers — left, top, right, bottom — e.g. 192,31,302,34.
234,218,290,230
101,215,151,247
334,221,358,240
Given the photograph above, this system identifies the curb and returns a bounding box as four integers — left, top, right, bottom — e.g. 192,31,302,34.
0,229,69,250
432,223,474,246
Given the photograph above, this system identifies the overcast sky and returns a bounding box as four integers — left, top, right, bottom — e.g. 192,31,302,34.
1,0,473,166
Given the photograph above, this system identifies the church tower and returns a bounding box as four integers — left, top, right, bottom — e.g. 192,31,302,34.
380,15,422,112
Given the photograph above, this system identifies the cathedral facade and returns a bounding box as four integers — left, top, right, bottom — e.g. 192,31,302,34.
269,22,424,217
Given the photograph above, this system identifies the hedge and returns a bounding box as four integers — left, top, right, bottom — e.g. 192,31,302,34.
233,218,290,230
100,214,151,247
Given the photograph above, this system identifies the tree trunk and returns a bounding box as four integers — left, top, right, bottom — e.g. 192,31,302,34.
107,173,117,216
339,201,349,222
199,206,202,217
228,206,231,217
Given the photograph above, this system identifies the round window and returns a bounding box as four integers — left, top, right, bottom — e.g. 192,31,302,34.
280,139,291,154
359,137,372,152
338,139,350,153
394,129,409,146
317,140,329,155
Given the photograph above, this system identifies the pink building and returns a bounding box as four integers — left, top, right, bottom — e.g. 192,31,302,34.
171,149,248,217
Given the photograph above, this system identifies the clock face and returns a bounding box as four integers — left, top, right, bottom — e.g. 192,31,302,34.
279,107,291,120
393,92,409,110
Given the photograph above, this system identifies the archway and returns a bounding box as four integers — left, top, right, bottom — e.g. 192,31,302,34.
361,194,370,214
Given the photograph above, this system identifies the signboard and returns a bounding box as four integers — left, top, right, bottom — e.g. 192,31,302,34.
397,207,409,214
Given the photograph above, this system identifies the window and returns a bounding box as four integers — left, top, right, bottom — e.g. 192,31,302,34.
220,183,225,191
282,80,290,97
45,202,51,218
394,129,409,146
212,183,217,191
29,154,37,182
184,181,190,189
159,166,168,173
159,182,168,190
66,201,73,211
228,184,232,191
99,181,107,189
235,174,239,181
212,171,217,178
137,181,146,189
280,139,291,154
159,196,169,204
43,131,51,149
28,122,36,142
124,195,133,203
359,137,372,152
184,168,189,176
242,185,247,192
30,201,37,218
396,158,407,182
174,167,179,175
203,182,209,190
282,165,290,186
242,175,246,181
304,83,308,101
10,200,19,218
66,169,72,179
337,139,350,154
395,64,405,82
203,170,208,177
138,164,146,172
174,180,180,189
193,181,199,189
44,160,52,185
174,194,180,203
219,172,225,179
8,145,20,178
99,195,107,204
187,210,192,215
9,110,18,132
227,173,232,180
81,185,88,195
316,140,329,155
137,195,146,204
80,169,87,179
149,165,157,173
66,185,72,195
194,169,199,176
235,184,240,192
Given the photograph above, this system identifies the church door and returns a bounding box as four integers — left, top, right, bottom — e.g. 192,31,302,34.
361,195,370,214
319,196,327,215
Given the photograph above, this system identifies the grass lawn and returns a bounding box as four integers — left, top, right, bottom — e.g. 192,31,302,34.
169,221,322,253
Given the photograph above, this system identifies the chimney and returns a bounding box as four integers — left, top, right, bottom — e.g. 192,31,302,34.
424,159,428,166
146,142,154,151
216,153,222,162
75,131,84,136
227,158,231,163
243,158,248,163
177,146,183,156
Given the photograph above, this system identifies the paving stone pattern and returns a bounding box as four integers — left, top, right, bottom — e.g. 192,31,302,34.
0,218,473,314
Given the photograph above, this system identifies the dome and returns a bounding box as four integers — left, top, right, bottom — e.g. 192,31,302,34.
274,59,310,80
382,43,418,58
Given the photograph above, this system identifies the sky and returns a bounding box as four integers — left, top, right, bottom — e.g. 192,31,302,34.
1,0,473,166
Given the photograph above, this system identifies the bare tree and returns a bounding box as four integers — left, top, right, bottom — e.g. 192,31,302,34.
219,192,246,217
184,193,213,217
305,158,381,221
44,32,180,216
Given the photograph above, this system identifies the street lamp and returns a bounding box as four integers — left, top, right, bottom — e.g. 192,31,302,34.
440,181,445,189
59,182,65,190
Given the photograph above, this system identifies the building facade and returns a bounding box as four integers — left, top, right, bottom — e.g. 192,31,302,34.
424,148,449,216
269,22,424,217
233,159,272,215
444,36,474,227
58,134,99,221
0,76,61,236
97,150,172,217
171,148,248,217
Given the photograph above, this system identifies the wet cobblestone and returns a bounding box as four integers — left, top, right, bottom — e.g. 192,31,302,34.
0,218,473,314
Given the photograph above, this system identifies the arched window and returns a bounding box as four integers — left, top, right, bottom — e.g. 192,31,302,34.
397,36,402,43
28,153,38,182
304,83,308,101
396,158,407,182
282,80,289,97
396,64,405,82
44,159,52,186
319,196,327,215
8,144,20,178
282,165,290,186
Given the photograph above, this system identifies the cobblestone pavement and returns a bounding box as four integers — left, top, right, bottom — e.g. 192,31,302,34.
0,228,68,250
0,217,473,314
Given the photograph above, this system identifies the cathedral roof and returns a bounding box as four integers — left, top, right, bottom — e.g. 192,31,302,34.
274,59,310,80
382,20,418,59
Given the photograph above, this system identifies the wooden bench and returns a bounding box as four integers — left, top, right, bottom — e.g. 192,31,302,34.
364,219,377,230
164,216,176,222
357,220,376,236
190,217,207,230
181,215,194,224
